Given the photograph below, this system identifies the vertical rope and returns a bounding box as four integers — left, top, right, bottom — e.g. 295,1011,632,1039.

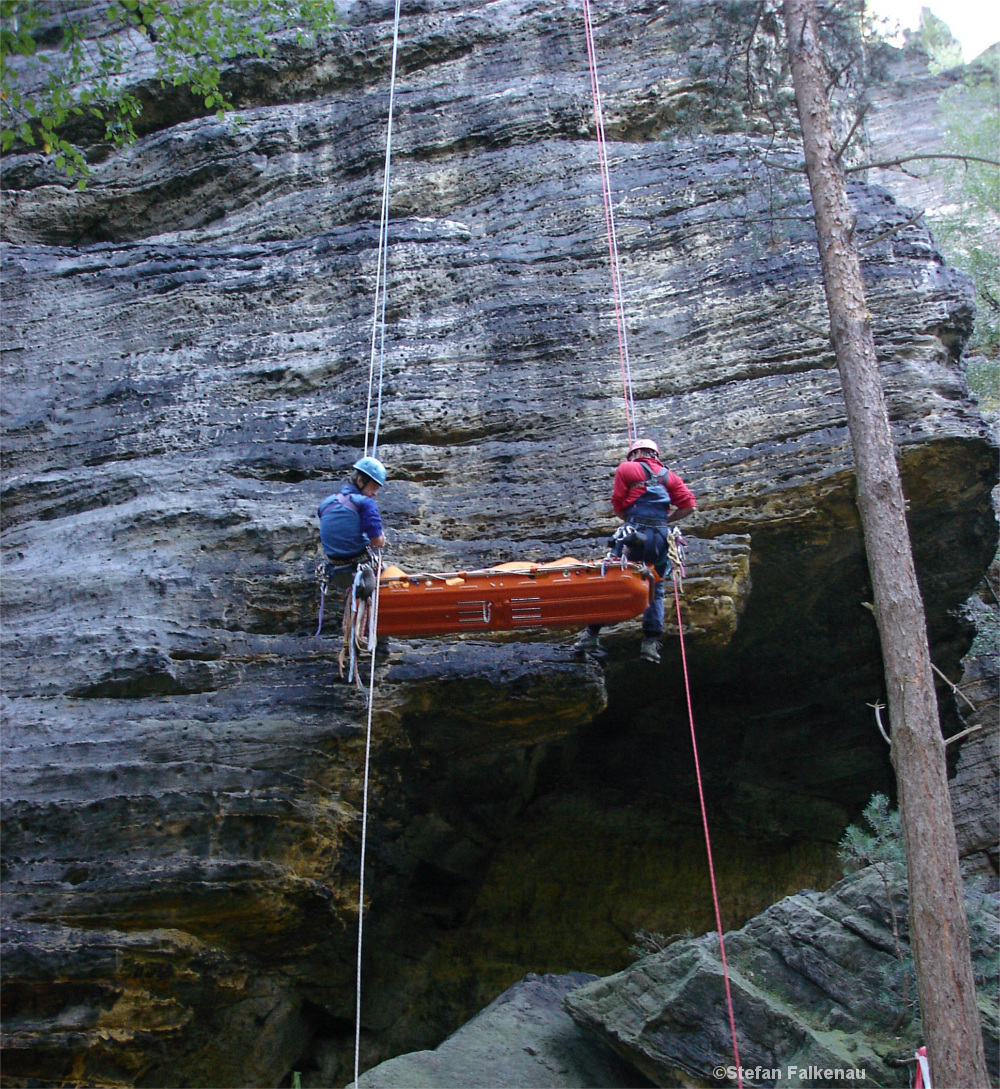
673,578,743,1089
364,0,402,458
582,0,637,443
372,211,391,457
352,558,383,1088
353,0,401,1078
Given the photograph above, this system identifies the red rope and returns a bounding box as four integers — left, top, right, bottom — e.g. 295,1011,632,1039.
582,0,636,443
673,574,743,1088
583,6,740,1070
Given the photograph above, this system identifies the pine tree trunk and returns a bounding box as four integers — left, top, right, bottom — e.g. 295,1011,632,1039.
781,3,988,1086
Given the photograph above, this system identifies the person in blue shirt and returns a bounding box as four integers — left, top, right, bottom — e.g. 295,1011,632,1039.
318,455,387,564
317,456,389,659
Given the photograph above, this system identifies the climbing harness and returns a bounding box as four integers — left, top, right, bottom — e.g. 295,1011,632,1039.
602,524,637,575
601,523,685,590
315,554,363,637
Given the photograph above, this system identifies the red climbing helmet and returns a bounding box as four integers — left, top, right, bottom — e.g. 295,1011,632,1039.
627,437,659,460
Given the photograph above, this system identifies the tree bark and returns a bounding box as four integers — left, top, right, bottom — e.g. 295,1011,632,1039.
781,3,988,1087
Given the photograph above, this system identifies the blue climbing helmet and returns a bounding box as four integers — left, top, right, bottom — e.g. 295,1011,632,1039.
353,455,387,487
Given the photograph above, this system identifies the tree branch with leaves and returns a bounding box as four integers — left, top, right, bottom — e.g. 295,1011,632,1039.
0,0,339,186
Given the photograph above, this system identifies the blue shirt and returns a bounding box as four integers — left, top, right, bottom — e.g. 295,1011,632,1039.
318,483,383,559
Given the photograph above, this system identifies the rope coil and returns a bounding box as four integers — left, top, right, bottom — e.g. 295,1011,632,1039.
339,559,380,691
667,528,686,594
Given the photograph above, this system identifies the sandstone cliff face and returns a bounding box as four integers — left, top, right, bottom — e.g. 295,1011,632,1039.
1,1,996,1085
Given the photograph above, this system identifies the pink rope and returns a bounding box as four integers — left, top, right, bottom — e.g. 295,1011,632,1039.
582,0,636,443
673,575,743,1088
582,11,740,1070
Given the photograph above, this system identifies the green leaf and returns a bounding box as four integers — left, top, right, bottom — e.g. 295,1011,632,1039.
2,0,344,183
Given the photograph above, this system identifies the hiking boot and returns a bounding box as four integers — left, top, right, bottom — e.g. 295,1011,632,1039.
573,629,602,655
640,637,661,664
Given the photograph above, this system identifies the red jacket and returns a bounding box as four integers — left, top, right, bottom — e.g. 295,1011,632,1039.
611,457,696,519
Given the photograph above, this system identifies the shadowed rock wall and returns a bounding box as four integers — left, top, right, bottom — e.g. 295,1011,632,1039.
1,1,996,1084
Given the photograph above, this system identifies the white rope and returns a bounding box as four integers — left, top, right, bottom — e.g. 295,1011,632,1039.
353,0,401,1079
582,0,637,442
364,0,403,459
352,556,383,1088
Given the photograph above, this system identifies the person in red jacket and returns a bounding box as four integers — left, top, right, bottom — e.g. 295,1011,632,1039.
575,437,696,663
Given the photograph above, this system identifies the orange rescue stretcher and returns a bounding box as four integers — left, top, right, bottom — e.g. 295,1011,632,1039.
374,557,653,638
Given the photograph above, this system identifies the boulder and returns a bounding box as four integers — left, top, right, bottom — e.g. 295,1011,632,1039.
563,868,999,1088
356,972,648,1089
